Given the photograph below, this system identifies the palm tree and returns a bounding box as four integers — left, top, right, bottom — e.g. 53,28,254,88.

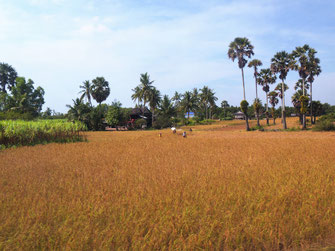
159,95,175,118
148,87,161,125
257,68,276,125
131,86,143,107
78,80,92,105
199,86,218,119
248,59,263,99
221,100,229,118
275,82,289,123
91,77,110,105
228,37,254,101
200,86,210,119
138,73,154,115
291,90,305,125
270,51,294,129
291,45,321,127
248,59,263,126
307,49,321,124
268,91,279,125
66,97,91,122
181,91,197,120
172,91,181,106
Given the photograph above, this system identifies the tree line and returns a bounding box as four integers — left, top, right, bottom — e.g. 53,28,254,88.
228,37,322,130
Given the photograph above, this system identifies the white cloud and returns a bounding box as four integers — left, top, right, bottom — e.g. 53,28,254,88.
0,0,334,112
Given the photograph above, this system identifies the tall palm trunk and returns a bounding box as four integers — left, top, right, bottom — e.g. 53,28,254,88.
266,92,269,125
241,67,249,130
152,108,154,126
254,77,260,127
245,114,250,131
241,68,246,100
281,81,287,129
302,79,307,129
272,108,276,125
310,82,314,124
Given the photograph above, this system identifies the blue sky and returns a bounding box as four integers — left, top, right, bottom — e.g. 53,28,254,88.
0,0,334,112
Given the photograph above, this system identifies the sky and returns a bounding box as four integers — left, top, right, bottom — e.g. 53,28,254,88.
0,0,334,112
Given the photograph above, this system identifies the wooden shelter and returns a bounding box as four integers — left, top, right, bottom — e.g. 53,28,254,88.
129,107,152,127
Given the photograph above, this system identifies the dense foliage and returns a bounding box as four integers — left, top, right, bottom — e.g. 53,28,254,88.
0,120,87,148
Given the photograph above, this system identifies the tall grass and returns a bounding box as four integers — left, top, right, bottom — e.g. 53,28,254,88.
1,119,335,249
0,120,87,148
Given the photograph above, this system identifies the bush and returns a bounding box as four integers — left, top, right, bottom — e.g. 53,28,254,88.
318,113,335,122
153,116,172,129
134,118,147,129
313,120,335,131
0,111,34,120
250,125,264,131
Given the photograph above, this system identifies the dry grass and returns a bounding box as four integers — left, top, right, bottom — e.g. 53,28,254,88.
1,118,335,250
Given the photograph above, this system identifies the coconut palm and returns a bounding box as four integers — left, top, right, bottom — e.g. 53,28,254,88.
159,95,175,118
221,100,229,118
257,68,276,125
78,80,92,105
181,91,197,120
131,86,143,107
138,73,154,115
268,91,279,125
148,87,161,125
91,77,110,105
228,37,254,101
270,51,294,129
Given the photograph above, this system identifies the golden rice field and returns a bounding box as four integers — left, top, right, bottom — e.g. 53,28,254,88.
1,118,335,250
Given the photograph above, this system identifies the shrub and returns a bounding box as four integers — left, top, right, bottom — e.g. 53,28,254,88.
153,116,172,129
318,113,335,122
134,118,147,129
313,120,335,131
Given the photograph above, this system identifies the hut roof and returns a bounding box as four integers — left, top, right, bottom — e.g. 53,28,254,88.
130,107,151,116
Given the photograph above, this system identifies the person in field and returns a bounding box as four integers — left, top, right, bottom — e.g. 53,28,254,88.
183,131,187,138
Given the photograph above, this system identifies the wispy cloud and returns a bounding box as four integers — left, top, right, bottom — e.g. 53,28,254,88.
0,0,334,111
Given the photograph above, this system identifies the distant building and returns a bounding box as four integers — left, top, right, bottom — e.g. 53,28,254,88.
185,112,195,118
129,107,152,127
234,111,245,120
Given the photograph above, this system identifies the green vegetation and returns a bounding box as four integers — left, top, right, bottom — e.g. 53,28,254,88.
0,120,87,148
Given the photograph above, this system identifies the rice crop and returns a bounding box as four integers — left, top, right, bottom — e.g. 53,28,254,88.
0,120,87,148
1,118,335,250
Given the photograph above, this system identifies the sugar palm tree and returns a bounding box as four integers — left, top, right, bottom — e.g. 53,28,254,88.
91,77,110,105
268,91,279,125
275,82,289,123
291,45,321,128
248,59,263,99
148,87,161,125
228,37,254,101
270,51,294,129
257,68,276,125
307,49,321,124
78,80,92,105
